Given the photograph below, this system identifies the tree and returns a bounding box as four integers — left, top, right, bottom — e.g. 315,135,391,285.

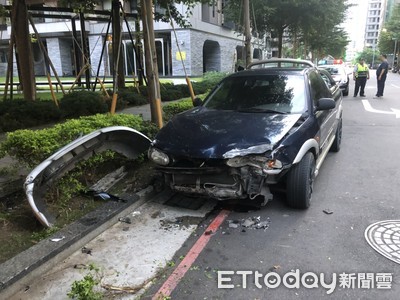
223,0,350,60
378,29,394,55
295,0,350,60
379,4,400,59
355,48,376,67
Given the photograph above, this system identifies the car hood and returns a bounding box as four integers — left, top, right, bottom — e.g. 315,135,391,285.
153,107,302,159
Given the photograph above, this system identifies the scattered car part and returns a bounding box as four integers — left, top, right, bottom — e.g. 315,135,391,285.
24,126,151,227
92,191,128,203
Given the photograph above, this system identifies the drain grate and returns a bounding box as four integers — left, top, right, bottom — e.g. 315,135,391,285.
365,220,400,265
164,193,205,210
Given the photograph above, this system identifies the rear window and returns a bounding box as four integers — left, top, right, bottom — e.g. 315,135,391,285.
320,66,345,76
203,75,306,114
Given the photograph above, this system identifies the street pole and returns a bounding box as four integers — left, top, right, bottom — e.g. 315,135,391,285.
372,44,375,69
393,39,398,67
243,0,251,68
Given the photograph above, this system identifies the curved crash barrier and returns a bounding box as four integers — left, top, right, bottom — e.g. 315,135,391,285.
24,126,152,227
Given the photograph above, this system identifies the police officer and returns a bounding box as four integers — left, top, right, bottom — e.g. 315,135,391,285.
353,58,370,97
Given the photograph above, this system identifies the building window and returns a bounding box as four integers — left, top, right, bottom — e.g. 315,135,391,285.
202,2,219,25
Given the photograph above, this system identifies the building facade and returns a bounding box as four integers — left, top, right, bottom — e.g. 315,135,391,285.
0,0,269,79
364,0,387,48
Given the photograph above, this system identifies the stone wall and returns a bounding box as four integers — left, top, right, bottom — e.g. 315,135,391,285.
46,38,62,76
59,39,73,76
89,35,105,76
171,29,242,77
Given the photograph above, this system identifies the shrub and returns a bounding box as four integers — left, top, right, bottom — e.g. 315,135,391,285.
59,91,108,118
163,99,194,121
0,99,61,132
117,88,148,106
191,71,228,95
0,113,156,168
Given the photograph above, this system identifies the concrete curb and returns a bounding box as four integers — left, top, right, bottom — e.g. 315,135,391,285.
0,186,155,299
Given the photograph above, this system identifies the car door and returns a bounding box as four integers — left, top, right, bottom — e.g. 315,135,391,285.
308,70,338,153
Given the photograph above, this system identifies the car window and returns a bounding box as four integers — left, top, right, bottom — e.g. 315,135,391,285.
309,71,332,105
203,74,306,114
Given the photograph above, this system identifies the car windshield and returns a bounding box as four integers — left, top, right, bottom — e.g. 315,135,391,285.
203,74,306,114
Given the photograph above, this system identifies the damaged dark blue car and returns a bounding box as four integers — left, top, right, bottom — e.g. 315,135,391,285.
149,59,343,209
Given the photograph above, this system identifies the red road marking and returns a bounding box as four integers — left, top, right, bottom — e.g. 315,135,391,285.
152,209,230,299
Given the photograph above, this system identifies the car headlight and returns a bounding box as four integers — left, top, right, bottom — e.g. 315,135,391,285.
148,148,170,166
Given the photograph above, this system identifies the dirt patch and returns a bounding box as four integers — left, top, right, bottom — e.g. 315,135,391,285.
0,159,157,264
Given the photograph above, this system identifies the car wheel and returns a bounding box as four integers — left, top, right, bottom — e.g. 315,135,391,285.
286,152,315,209
330,118,342,152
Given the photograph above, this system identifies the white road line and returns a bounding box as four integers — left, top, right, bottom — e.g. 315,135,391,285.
391,84,400,88
361,99,400,118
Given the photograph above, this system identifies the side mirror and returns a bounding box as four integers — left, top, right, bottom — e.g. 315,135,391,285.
193,97,203,107
316,98,335,111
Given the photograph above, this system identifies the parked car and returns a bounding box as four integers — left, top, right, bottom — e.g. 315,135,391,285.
148,59,343,209
318,64,349,96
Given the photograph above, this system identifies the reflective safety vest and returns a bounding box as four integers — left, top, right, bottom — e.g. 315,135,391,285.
355,63,369,78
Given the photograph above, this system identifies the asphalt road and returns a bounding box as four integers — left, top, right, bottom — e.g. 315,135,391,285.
142,70,400,299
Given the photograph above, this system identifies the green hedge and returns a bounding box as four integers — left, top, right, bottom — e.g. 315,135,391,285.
0,71,228,132
0,114,158,168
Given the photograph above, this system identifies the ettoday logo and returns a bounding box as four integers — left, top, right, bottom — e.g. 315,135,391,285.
217,270,392,294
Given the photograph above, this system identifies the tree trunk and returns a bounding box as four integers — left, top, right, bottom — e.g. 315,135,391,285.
243,0,252,67
112,0,125,89
278,27,284,58
141,0,163,128
293,30,297,58
13,0,36,100
79,12,91,89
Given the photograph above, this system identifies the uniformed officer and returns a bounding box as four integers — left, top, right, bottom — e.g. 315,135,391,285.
353,58,370,97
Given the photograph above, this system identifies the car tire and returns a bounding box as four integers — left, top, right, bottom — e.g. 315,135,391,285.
330,118,342,152
286,152,315,209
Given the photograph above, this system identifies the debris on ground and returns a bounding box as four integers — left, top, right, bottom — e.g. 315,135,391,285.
269,265,281,271
91,191,128,202
159,216,203,231
73,264,87,269
49,236,65,242
81,247,93,255
131,211,141,217
227,216,271,231
119,217,132,224
323,209,333,215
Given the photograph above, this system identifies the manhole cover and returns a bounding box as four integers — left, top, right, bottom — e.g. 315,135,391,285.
365,220,400,265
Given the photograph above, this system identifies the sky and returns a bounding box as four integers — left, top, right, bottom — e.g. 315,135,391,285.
342,0,369,60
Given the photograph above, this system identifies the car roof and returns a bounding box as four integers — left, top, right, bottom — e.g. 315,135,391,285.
229,68,307,78
248,58,315,69
231,58,316,77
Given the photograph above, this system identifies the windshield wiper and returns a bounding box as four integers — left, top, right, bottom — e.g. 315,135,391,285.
237,107,286,114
